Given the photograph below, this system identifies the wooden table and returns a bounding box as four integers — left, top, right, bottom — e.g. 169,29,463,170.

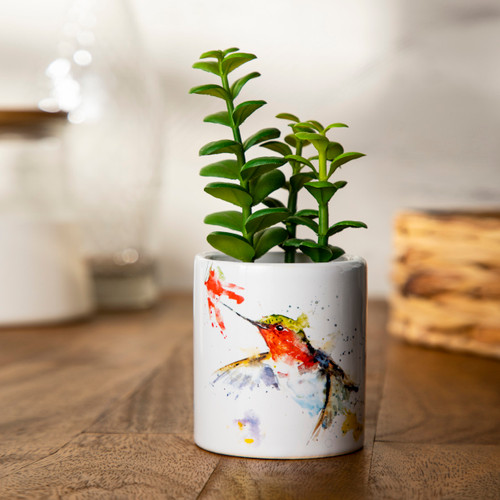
0,294,499,499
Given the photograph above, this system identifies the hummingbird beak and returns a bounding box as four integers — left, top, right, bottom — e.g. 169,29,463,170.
220,303,270,329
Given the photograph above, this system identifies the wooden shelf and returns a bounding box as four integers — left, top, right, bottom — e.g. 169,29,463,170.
0,294,498,498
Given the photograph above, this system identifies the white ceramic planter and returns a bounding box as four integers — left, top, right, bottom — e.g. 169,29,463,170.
193,251,366,459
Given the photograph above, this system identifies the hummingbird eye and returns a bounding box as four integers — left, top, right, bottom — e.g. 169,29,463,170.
276,324,284,331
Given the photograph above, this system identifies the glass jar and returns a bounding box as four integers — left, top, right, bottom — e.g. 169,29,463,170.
0,109,93,325
40,0,163,310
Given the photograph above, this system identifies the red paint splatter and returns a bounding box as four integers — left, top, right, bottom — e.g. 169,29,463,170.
205,268,244,337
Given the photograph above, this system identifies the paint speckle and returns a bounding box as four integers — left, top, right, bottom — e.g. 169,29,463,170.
342,411,363,441
235,410,262,445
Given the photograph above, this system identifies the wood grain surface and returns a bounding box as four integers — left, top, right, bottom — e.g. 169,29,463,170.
0,294,498,499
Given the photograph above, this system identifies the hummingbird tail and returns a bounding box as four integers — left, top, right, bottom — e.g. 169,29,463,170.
311,372,334,440
310,370,359,441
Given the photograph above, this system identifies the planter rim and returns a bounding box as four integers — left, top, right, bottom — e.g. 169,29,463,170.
195,251,366,269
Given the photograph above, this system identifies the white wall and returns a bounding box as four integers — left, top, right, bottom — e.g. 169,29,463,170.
1,0,499,296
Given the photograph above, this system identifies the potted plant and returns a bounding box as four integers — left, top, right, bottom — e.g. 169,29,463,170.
191,48,367,458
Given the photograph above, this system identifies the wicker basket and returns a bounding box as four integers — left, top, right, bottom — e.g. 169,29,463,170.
388,210,500,358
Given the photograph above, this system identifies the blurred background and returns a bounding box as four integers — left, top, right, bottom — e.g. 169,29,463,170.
0,0,499,303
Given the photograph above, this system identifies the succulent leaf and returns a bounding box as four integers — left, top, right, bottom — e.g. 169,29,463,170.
192,61,220,76
204,182,253,208
253,227,288,259
326,220,367,237
222,47,240,56
306,120,324,132
251,170,286,205
243,128,281,151
231,72,260,99
240,156,286,181
327,245,346,260
304,180,345,204
326,142,344,161
325,122,348,131
199,159,240,179
199,139,242,156
328,152,366,177
200,50,223,60
245,207,289,234
262,197,286,208
207,231,255,262
293,123,316,133
281,238,308,248
295,131,328,146
204,211,243,232
203,111,231,127
189,84,229,100
260,140,292,157
276,112,300,122
295,209,319,219
285,154,315,170
289,172,316,192
222,52,257,74
298,241,333,262
233,100,266,127
287,216,319,234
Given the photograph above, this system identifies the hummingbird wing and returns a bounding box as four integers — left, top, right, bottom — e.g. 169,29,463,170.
315,350,359,392
211,352,279,395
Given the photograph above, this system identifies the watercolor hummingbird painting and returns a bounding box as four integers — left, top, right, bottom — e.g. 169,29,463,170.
204,266,363,442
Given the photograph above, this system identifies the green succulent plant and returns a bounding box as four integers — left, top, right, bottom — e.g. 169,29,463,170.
190,48,289,262
191,48,367,263
264,115,367,262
